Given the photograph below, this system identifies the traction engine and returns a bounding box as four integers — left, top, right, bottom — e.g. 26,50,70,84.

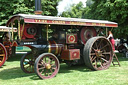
1,0,118,80
0,26,17,67
18,24,113,79
5,0,117,79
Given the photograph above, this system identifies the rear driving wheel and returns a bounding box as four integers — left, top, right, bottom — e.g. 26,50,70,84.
34,53,60,79
83,37,113,70
0,43,7,67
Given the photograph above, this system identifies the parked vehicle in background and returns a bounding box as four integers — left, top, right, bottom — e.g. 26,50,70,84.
0,26,17,67
117,38,128,58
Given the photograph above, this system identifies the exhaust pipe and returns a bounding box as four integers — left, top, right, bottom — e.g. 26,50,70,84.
34,0,43,15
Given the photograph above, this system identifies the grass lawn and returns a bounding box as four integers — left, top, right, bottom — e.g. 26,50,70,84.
0,53,128,85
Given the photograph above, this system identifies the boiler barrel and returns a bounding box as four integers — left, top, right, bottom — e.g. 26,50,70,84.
48,41,64,55
30,40,64,56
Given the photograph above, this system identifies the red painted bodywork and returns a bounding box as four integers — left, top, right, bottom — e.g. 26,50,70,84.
66,34,77,44
20,24,36,39
61,49,80,60
80,27,97,44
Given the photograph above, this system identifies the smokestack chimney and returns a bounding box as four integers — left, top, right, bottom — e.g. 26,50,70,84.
34,0,43,15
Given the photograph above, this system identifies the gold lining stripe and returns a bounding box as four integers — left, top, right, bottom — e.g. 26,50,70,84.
48,41,51,53
54,41,58,55
11,23,14,40
0,54,5,56
46,25,48,41
21,23,25,40
18,21,21,40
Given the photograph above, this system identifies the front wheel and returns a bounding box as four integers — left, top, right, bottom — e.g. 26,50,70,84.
34,53,60,79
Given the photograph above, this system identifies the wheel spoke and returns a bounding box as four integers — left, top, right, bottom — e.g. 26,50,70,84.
45,69,48,76
0,54,5,56
32,65,34,72
40,60,46,66
45,57,47,63
100,58,103,68
92,47,96,51
94,42,98,49
90,53,96,56
40,70,44,74
101,58,108,62
38,67,45,70
91,56,97,62
52,66,56,70
38,63,44,66
50,68,53,73
48,73,50,76
94,60,97,68
98,39,103,48
100,44,109,50
51,64,56,66
48,58,52,64
23,63,29,66
102,52,111,55
25,65,31,70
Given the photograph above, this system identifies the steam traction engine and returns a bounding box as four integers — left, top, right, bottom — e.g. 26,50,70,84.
6,14,118,79
0,26,17,67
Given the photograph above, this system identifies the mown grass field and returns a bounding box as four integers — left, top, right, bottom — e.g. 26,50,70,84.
0,53,128,85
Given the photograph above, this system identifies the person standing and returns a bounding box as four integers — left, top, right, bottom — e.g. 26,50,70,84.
97,28,105,36
107,31,115,51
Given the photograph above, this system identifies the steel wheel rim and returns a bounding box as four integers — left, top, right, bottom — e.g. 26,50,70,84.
90,38,112,70
35,53,59,79
20,52,35,73
84,37,113,70
0,43,7,67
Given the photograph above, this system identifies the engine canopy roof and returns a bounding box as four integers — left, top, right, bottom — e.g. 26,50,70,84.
6,14,118,28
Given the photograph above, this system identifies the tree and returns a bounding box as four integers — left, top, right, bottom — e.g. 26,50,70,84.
85,0,128,38
42,0,60,16
61,2,85,18
0,0,60,25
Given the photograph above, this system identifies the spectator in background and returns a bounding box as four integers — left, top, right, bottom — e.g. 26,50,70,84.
107,31,115,51
97,28,105,36
3,32,10,42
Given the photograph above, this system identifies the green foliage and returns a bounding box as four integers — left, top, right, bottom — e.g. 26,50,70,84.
42,0,59,16
86,0,128,38
0,0,34,25
61,2,85,18
0,0,60,25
